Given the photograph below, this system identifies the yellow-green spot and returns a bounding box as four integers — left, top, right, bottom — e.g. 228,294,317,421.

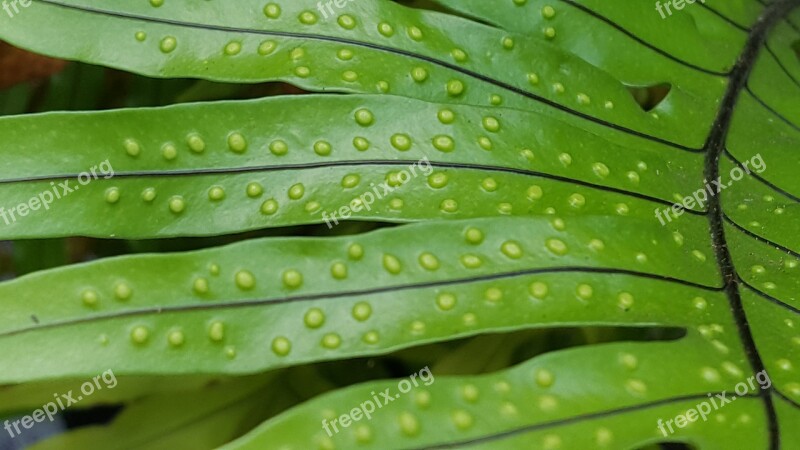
438,108,456,124
168,196,186,214
263,3,281,18
261,199,279,215
227,132,247,152
446,79,465,96
168,330,185,347
114,283,132,301
322,333,341,349
187,134,205,153
159,36,177,53
348,243,364,260
131,326,149,345
208,186,226,201
314,140,332,156
352,302,372,321
141,188,157,203
411,67,428,82
123,138,141,157
436,292,457,311
288,183,305,200
105,188,121,204
208,321,225,342
501,241,523,259
258,40,277,55
235,270,256,290
246,182,264,198
272,337,291,356
331,262,348,279
81,289,99,307
282,269,303,289
299,11,318,25
383,254,402,274
304,308,325,328
418,252,440,270
193,277,209,295
338,14,356,29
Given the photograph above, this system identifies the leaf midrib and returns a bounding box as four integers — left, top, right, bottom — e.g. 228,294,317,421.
406,0,800,447
1,266,722,339
414,392,760,450
704,0,800,448
0,159,706,212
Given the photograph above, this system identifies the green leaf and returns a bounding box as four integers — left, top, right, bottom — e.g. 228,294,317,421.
2,0,723,147
0,94,700,238
0,0,798,448
221,344,775,449
28,374,280,450
0,214,725,384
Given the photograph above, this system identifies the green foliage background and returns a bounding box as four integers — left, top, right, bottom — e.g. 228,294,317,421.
0,0,798,448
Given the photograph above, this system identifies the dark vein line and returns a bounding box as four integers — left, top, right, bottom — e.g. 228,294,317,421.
34,0,702,153
0,159,706,213
766,43,800,89
785,0,800,34
0,266,722,339
774,389,800,409
741,280,800,315
758,2,800,35
558,0,731,76
762,0,800,33
706,2,799,448
724,213,800,259
697,2,753,32
766,0,800,28
723,149,800,203
414,392,759,449
746,84,800,131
